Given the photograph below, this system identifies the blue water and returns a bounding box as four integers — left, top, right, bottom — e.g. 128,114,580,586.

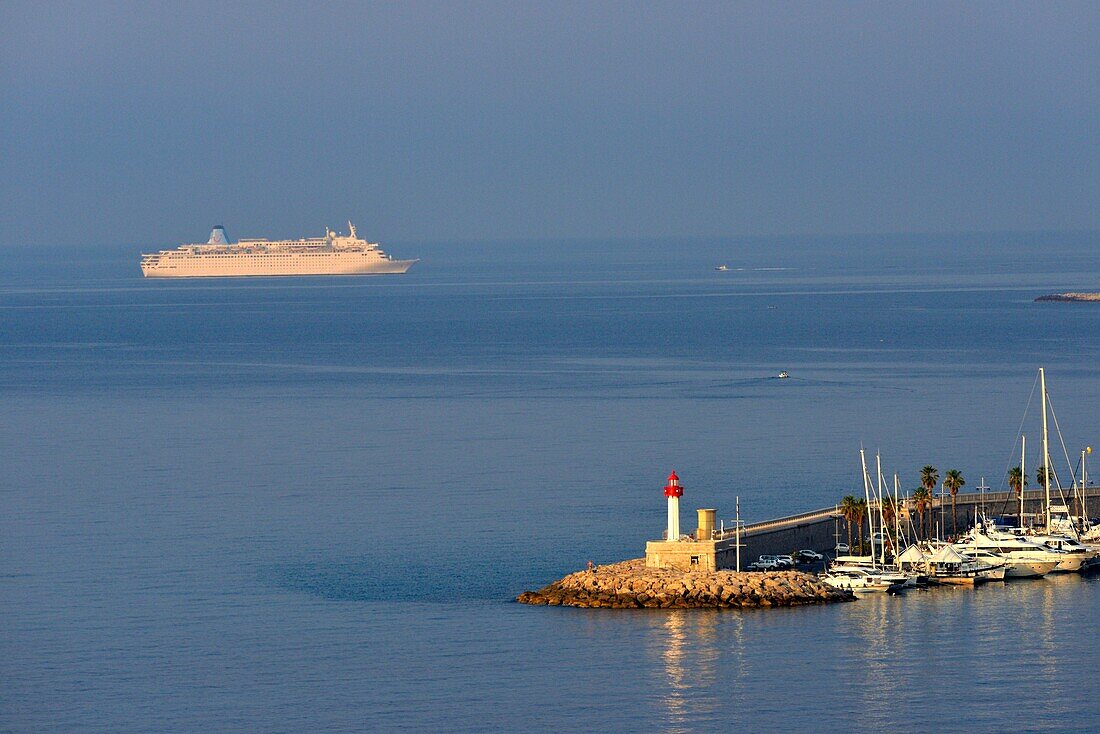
3,233,1100,732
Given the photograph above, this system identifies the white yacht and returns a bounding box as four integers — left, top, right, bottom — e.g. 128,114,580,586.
954,527,1061,578
821,567,907,593
954,548,1011,581
974,516,1098,573
1016,530,1097,572
828,555,915,587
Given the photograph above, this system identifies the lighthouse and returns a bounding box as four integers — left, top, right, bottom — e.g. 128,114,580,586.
664,471,683,541
646,470,734,570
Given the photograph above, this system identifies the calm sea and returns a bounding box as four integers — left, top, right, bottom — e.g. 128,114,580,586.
2,233,1099,732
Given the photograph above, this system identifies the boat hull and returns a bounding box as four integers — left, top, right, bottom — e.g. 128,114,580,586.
933,576,980,586
1050,554,1089,573
1003,560,1058,578
142,256,418,278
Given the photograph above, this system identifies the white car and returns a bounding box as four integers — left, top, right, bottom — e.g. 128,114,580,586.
834,543,850,555
747,559,780,571
759,554,794,569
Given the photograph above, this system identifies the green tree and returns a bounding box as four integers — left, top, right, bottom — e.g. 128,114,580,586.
840,495,859,551
913,487,931,540
854,498,868,554
944,469,965,537
881,495,897,553
1036,465,1050,489
920,466,939,538
1008,465,1028,498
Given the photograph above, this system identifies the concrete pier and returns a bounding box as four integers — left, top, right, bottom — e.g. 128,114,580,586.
728,486,1100,560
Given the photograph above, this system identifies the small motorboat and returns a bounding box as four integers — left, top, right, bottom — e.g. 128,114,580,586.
714,264,730,271
777,371,790,379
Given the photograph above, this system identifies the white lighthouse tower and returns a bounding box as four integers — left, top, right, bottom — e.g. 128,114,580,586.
664,471,683,540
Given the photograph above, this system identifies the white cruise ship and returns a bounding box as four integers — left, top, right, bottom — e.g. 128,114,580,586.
140,222,417,278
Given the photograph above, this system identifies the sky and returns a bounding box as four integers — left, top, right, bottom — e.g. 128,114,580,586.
2,1,1099,247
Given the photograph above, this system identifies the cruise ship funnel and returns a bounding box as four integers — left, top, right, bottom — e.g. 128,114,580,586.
208,226,229,246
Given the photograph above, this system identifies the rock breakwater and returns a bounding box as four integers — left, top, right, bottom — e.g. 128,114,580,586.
1035,292,1100,302
517,559,854,609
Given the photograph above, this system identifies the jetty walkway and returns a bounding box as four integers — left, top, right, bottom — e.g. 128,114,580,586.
723,486,1100,560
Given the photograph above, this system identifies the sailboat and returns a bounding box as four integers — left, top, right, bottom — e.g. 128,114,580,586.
824,450,915,591
1020,368,1100,571
952,368,1089,577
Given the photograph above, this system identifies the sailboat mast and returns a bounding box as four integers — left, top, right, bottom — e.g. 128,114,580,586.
876,453,887,565
1083,449,1089,529
893,473,902,570
860,448,873,562
1041,367,1051,532
735,496,741,572
977,476,988,522
1021,435,1027,527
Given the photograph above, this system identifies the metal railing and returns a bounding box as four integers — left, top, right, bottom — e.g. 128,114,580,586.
705,486,1100,541
713,506,839,539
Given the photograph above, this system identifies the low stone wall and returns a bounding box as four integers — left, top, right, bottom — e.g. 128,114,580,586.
516,559,854,609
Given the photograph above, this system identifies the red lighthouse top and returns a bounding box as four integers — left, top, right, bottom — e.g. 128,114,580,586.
664,471,683,498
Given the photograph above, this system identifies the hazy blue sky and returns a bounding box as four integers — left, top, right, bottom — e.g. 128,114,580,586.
2,1,1099,247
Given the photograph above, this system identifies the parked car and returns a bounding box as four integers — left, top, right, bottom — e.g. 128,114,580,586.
747,559,780,571
795,549,824,563
834,543,850,555
759,554,794,569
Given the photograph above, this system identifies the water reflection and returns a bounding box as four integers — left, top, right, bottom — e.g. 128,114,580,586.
660,612,690,730
647,610,735,733
840,592,912,729
834,577,1097,730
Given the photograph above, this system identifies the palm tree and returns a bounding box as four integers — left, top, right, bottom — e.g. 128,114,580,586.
881,495,897,553
840,495,859,550
944,469,965,537
1008,465,1028,498
1008,465,1028,521
913,487,931,539
854,498,868,554
920,465,939,538
1036,465,1050,489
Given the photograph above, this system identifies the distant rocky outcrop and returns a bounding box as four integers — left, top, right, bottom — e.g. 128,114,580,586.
516,558,853,609
1035,293,1100,302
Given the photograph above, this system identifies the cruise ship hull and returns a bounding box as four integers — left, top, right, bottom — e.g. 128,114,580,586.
142,254,418,278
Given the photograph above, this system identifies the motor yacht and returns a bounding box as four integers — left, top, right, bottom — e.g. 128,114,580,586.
821,567,907,593
975,519,1097,573
954,527,1062,578
828,556,915,587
